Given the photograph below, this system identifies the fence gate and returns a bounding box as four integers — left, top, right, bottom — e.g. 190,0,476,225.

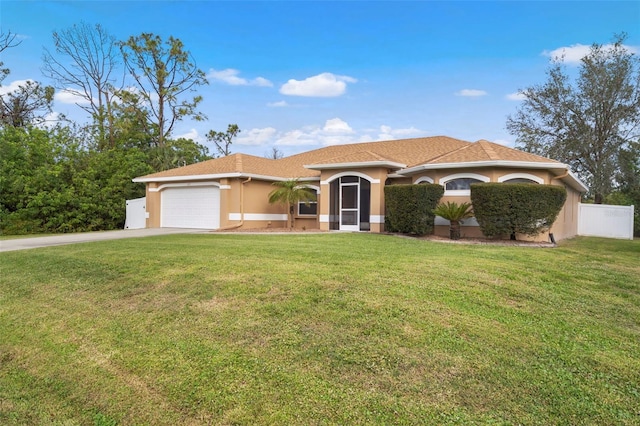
124,197,147,229
577,203,634,240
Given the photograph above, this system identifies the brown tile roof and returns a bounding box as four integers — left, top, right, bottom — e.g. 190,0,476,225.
134,136,564,182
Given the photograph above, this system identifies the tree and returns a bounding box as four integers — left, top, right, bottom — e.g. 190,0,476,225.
265,146,284,159
433,201,473,240
120,33,207,148
206,124,240,157
507,34,640,203
268,179,316,229
1,80,55,128
42,22,122,149
1,31,21,85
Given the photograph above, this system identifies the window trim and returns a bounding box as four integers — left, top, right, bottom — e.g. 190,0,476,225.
439,173,490,196
497,173,544,184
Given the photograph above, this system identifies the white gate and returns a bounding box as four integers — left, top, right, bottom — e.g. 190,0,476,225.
124,197,147,229
577,203,634,240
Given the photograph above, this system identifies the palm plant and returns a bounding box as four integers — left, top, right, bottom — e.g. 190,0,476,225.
268,178,316,229
433,201,473,240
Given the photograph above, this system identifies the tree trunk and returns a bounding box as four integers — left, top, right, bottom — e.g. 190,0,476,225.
289,204,295,229
449,220,461,240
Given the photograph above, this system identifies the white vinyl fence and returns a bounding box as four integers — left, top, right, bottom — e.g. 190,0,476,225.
124,197,147,229
577,203,635,240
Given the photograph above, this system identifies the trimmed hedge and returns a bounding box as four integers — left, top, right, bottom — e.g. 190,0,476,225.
470,183,567,238
385,184,444,235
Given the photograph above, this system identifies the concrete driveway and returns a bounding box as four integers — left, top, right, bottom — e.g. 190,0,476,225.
0,228,208,252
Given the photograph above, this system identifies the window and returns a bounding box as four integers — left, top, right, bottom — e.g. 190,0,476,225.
439,173,490,196
503,178,539,184
445,178,482,191
298,188,318,216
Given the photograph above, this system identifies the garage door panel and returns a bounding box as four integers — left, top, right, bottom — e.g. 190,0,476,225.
161,186,220,229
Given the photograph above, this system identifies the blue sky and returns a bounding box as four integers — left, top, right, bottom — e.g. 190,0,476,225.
2,1,638,157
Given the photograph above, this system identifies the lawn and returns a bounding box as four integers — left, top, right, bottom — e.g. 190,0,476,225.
1,234,638,425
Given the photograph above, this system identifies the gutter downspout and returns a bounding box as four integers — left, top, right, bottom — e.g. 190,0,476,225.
218,176,252,231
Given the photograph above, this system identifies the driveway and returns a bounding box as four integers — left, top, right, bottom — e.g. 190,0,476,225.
0,228,207,252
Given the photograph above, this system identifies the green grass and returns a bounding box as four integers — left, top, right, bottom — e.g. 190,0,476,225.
1,234,638,425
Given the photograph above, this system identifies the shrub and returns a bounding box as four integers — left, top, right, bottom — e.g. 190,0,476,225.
385,184,443,235
433,201,474,240
470,183,566,239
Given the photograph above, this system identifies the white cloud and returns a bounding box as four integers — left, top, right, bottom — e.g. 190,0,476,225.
175,128,205,143
493,139,515,147
455,89,487,97
54,88,92,105
506,92,527,101
267,100,288,107
280,72,357,97
207,68,273,87
376,125,422,141
323,118,354,134
236,127,278,146
0,79,35,95
276,128,322,146
543,43,639,64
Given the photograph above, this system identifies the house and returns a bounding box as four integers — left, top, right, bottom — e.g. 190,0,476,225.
132,136,587,241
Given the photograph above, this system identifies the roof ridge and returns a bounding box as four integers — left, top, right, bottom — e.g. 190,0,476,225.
476,140,500,160
426,143,474,163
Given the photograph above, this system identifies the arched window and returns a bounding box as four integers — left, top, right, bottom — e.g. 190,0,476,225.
503,178,539,184
439,173,489,195
498,173,544,184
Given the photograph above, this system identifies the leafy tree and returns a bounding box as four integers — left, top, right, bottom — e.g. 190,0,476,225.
433,201,473,240
268,179,316,229
148,138,211,171
120,33,208,148
206,124,240,158
1,80,55,128
507,34,640,203
42,22,122,149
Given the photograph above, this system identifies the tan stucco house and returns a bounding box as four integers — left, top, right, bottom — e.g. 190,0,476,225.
133,136,587,241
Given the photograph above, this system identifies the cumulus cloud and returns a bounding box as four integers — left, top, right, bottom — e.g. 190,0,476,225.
175,128,206,143
323,118,354,134
207,68,273,87
280,72,357,97
376,125,422,141
267,100,288,107
0,79,35,95
543,43,639,64
236,127,278,146
455,89,488,97
54,88,92,105
506,92,527,101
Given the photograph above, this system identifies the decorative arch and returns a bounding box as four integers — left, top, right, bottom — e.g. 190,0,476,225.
498,173,543,184
414,176,434,184
439,173,490,196
321,171,379,185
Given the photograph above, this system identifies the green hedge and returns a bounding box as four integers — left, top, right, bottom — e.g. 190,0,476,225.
470,183,567,238
384,184,444,235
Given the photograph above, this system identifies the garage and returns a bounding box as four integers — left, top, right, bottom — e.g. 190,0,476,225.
161,185,220,229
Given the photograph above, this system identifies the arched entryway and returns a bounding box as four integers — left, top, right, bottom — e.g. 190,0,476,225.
329,175,371,231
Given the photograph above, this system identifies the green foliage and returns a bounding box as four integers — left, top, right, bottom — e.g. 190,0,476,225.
433,201,474,240
471,183,567,239
507,33,640,203
120,32,208,147
268,179,316,228
384,184,443,235
206,124,240,158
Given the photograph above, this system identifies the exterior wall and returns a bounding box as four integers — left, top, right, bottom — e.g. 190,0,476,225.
410,168,577,242
318,167,389,232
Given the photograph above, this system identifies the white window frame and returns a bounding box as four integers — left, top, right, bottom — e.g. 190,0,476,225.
297,186,319,216
414,176,434,184
498,173,544,184
439,173,490,196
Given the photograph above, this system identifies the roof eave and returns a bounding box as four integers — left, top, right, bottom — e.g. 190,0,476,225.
133,172,320,183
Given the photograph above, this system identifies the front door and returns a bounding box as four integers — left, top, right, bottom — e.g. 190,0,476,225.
340,180,359,231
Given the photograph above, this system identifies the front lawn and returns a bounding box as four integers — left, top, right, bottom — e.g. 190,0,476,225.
1,234,638,425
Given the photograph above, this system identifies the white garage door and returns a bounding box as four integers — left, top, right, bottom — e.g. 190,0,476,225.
161,186,220,229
